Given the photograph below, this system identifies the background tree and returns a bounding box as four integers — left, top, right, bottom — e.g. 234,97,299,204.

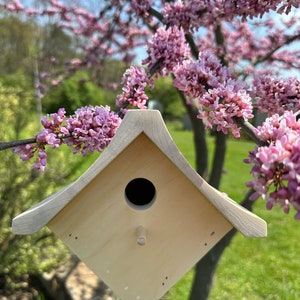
147,76,186,120
0,17,36,76
0,1,299,299
0,79,71,297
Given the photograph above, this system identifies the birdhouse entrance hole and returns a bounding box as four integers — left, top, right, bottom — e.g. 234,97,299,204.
125,177,156,210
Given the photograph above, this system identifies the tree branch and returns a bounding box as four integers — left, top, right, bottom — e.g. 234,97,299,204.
233,117,268,147
214,24,227,65
0,138,36,151
149,7,164,22
185,33,199,58
253,33,300,66
0,133,73,151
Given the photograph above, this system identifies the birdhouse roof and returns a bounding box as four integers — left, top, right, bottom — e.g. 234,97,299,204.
12,109,266,300
13,109,266,237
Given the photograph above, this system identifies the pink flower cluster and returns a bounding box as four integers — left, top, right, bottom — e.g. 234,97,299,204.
13,108,68,171
173,50,253,137
130,0,154,21
198,81,253,137
173,50,234,98
245,111,300,219
116,66,152,110
64,105,121,156
161,0,297,32
162,1,206,33
252,75,300,116
13,106,121,171
142,26,190,75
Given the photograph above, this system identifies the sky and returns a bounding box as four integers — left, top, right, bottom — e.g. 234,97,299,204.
7,0,300,78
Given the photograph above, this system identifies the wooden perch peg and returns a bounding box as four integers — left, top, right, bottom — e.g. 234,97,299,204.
136,225,147,246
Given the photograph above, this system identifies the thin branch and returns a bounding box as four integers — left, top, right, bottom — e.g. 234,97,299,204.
185,33,199,58
233,116,268,147
253,33,300,66
0,133,73,151
0,138,37,151
149,7,163,22
214,24,227,65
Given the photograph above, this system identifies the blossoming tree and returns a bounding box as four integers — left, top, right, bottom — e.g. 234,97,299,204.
0,0,299,299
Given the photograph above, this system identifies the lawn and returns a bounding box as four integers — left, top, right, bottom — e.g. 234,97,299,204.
162,122,300,300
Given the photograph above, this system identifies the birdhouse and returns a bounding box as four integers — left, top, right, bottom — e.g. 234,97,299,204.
12,109,267,300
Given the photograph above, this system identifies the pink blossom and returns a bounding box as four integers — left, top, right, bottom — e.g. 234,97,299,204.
130,0,154,21
245,111,300,219
173,50,234,99
12,0,23,11
51,79,62,86
277,1,299,14
13,106,121,170
42,7,58,16
116,66,152,109
32,149,47,172
162,1,205,33
254,110,300,143
142,26,190,75
50,57,58,65
68,58,82,66
13,144,35,161
25,8,39,16
13,144,47,172
173,50,252,137
198,80,253,137
50,0,65,9
162,0,294,32
252,75,300,116
65,105,121,156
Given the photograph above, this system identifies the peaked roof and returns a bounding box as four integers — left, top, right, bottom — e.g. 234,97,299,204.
12,109,267,237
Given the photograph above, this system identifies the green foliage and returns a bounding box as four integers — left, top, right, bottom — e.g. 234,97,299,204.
41,23,74,63
0,72,33,89
146,76,186,120
43,70,107,114
42,59,130,114
0,81,100,292
100,59,129,86
0,16,78,97
0,17,37,75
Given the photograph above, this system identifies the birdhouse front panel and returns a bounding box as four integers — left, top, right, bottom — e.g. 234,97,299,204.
48,133,233,300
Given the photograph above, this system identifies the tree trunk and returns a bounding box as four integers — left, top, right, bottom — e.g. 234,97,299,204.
188,228,237,300
183,104,208,178
208,130,227,188
188,188,256,300
188,128,229,300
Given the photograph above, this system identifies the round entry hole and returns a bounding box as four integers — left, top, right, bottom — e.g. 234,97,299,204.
125,178,156,210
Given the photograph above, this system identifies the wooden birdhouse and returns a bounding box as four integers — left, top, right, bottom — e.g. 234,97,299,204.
12,109,267,300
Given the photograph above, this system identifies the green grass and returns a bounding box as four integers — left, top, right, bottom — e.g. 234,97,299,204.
163,122,300,300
